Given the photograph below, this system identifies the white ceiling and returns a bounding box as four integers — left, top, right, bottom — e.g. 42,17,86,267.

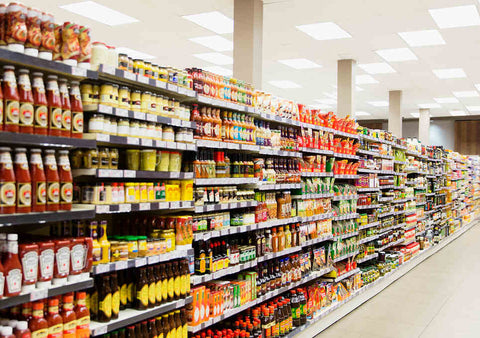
27,0,480,120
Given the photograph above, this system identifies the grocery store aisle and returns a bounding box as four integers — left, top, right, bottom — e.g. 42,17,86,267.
316,223,480,338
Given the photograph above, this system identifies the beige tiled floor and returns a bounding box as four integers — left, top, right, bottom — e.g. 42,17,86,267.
316,223,480,338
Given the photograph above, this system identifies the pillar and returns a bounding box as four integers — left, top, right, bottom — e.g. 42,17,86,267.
337,59,356,119
419,108,430,145
233,0,263,88
388,90,402,138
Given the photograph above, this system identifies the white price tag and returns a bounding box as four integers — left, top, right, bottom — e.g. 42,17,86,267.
177,143,186,150
220,204,228,210
137,75,149,84
30,288,48,301
119,204,131,212
206,205,214,212
181,120,191,127
170,172,180,178
156,140,166,148
156,80,167,89
100,64,116,75
148,256,160,264
139,203,150,211
96,134,110,142
95,264,110,274
171,118,181,126
110,170,123,178
170,201,180,209
94,326,108,336
124,71,136,81
187,89,196,97
159,202,169,209
141,138,153,147
72,67,87,76
115,108,128,117
115,261,128,270
240,202,247,208
135,258,147,267
123,170,136,178
98,105,113,114
165,142,176,149
97,169,111,177
146,114,157,122
127,137,139,145
178,87,187,95
133,111,146,120
96,205,109,213
167,83,178,92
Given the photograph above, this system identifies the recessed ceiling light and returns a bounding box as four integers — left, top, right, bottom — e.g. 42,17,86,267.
193,52,233,65
466,106,480,112
356,75,379,84
314,98,337,105
296,22,351,40
355,111,371,116
278,58,322,69
182,11,233,34
375,48,417,62
432,68,466,79
453,91,479,98
450,110,467,116
418,103,441,109
368,101,389,107
410,112,420,118
116,47,155,60
358,63,396,74
189,35,233,52
268,80,301,89
429,5,480,29
398,30,445,47
434,97,459,103
59,1,138,26
203,66,232,76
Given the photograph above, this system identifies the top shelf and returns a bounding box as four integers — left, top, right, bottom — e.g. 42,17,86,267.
0,132,96,149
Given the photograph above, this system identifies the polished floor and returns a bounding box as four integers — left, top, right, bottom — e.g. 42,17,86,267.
315,223,480,338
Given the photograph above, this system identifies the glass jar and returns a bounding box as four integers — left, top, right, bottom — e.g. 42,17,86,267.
111,84,119,108
140,91,151,113
147,123,156,139
99,83,114,106
133,59,144,76
118,53,128,70
117,119,129,136
155,124,163,140
129,120,140,137
88,114,104,133
90,42,108,70
106,45,117,67
131,90,141,111
162,126,174,142
118,86,130,108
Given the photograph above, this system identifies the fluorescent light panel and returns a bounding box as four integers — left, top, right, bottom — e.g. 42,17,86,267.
398,30,445,47
453,91,479,98
356,74,378,84
429,5,480,29
203,66,232,76
296,22,351,40
450,110,467,116
116,47,155,60
193,52,233,65
268,80,301,89
183,11,233,34
59,1,138,26
189,35,233,52
375,48,417,62
474,84,480,92
418,103,441,109
432,68,466,79
434,97,459,103
368,101,389,107
278,58,322,69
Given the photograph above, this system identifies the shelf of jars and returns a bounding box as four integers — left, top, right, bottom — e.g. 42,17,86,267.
194,200,257,213
292,193,334,200
358,221,380,230
94,200,194,214
90,296,193,336
357,168,395,175
375,238,405,252
356,253,379,264
0,205,96,227
257,183,302,191
377,223,404,234
194,177,259,186
73,169,194,180
84,133,197,151
357,234,380,245
332,195,357,201
332,213,359,221
195,139,259,152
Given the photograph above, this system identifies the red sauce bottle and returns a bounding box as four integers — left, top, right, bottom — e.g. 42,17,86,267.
17,69,34,134
0,147,16,214
43,149,59,211
3,65,20,133
45,298,62,338
19,243,38,293
74,292,90,338
69,81,83,138
58,78,71,138
37,241,54,288
14,148,31,214
29,148,46,213
0,79,4,131
56,150,72,211
29,302,48,338
52,239,70,286
13,320,31,338
68,238,84,281
3,234,22,297
32,72,48,135
0,327,15,338
61,294,76,338
46,75,61,136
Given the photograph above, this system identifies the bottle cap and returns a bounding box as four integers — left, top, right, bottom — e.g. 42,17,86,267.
16,321,28,330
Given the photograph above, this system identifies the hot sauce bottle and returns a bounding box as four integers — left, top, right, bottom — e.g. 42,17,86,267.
29,301,48,338
74,292,90,338
46,75,62,136
0,147,16,214
14,148,31,214
13,320,31,338
17,69,34,134
60,294,76,338
57,150,72,211
2,65,19,132
29,148,46,212
3,234,22,297
58,78,71,137
45,298,63,338
111,272,120,319
32,72,48,134
69,81,83,138
43,149,59,211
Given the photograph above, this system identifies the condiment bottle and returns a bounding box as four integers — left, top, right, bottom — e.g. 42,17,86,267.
32,72,48,134
111,272,120,319
98,275,112,322
61,294,77,337
52,239,70,285
19,242,38,293
17,69,34,134
147,319,157,338
29,302,48,338
58,78,71,137
0,326,14,338
98,220,110,264
36,241,54,288
13,321,31,338
14,148,31,214
45,298,63,338
43,149,59,211
88,221,102,265
3,234,22,297
74,292,90,338
0,147,16,214
57,150,72,211
69,81,83,138
46,75,62,136
68,237,85,282
3,65,19,132
29,148,46,212
147,266,155,308
135,267,148,310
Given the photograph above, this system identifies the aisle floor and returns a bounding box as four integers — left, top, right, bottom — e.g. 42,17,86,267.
316,223,480,338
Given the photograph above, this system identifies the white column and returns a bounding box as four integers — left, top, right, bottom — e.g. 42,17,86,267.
233,0,263,88
419,108,430,145
337,59,356,119
388,90,402,138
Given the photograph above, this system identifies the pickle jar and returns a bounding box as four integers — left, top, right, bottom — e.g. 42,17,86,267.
88,114,104,133
118,53,128,70
133,59,144,75
99,83,114,106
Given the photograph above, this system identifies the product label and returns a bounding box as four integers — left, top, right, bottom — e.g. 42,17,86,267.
72,111,83,134
39,248,54,279
76,316,90,338
5,99,19,124
161,278,168,301
63,320,77,338
31,328,48,338
61,109,71,131
49,107,62,129
120,283,128,305
155,280,162,302
19,102,34,126
21,250,38,282
136,284,149,307
6,268,22,293
180,274,186,296
56,246,70,275
34,105,48,128
48,323,63,337
148,282,156,305
70,243,85,272
0,272,4,297
99,294,112,317
47,181,60,204
0,182,16,206
17,182,32,207
167,277,174,299
0,100,3,125
174,275,180,297
60,182,73,204
112,290,120,315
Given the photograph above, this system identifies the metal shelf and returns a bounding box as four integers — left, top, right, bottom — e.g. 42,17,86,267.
329,268,361,283
333,213,359,221
299,147,334,156
334,174,360,179
0,205,95,227
191,260,257,285
257,183,301,191
195,177,258,186
356,187,380,193
333,195,358,201
357,204,382,210
332,250,359,263
259,148,302,158
196,139,259,152
292,193,334,200
0,132,96,148
84,133,196,151
358,221,380,230
300,172,334,177
333,231,359,241
299,212,334,223
358,234,379,245
376,238,405,251
194,201,257,213
333,153,359,160
356,253,379,263
94,201,194,214
73,169,194,180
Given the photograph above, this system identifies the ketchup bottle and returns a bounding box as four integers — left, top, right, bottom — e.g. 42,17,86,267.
46,75,61,136
56,150,72,211
29,149,46,213
2,65,20,133
13,321,31,338
43,149,59,211
32,72,48,135
58,78,71,138
69,81,83,138
14,148,31,214
17,69,34,134
3,234,22,297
